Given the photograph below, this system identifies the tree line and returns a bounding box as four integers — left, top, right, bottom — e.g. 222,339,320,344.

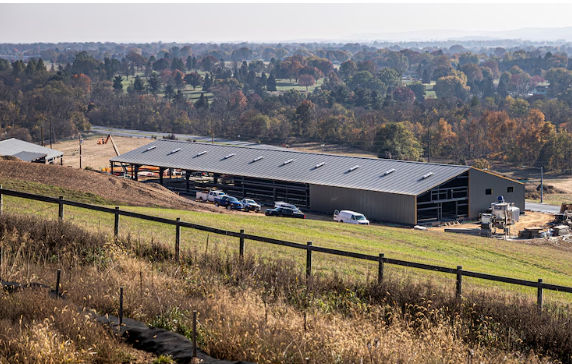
0,44,571,172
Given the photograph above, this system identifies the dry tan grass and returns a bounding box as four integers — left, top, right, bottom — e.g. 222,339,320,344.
0,290,155,363
52,135,151,171
1,214,569,363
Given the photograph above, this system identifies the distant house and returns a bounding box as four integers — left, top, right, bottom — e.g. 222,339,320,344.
0,138,63,164
530,84,548,96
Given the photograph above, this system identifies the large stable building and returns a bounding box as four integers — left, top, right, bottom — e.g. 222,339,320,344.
111,139,524,225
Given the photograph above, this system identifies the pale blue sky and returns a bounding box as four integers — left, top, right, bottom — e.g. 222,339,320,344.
1,3,572,43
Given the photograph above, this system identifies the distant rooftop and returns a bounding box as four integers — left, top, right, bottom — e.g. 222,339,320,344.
112,139,471,196
0,138,63,162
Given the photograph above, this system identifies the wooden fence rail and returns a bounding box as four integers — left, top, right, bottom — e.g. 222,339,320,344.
1,187,572,311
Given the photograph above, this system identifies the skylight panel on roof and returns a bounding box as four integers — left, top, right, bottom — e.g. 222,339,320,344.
252,156,264,162
167,148,181,155
422,172,434,179
282,159,294,165
314,162,325,169
143,146,156,152
222,153,235,160
195,151,207,157
383,168,395,176
347,165,360,172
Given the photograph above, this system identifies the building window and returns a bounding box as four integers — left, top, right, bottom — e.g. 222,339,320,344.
507,186,514,193
485,188,492,195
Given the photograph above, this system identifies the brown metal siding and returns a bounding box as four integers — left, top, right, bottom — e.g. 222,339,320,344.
309,184,416,225
468,169,525,218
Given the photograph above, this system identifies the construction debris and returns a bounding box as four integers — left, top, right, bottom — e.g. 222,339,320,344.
518,227,547,239
552,225,570,236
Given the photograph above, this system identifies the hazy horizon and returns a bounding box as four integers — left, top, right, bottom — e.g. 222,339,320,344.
1,3,572,43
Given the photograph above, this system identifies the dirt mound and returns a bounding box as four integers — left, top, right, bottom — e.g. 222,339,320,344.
0,159,221,212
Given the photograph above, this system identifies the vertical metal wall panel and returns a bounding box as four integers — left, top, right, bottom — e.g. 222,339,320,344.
309,184,416,225
468,169,525,218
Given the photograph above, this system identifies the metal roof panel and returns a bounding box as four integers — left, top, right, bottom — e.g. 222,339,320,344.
0,138,63,161
111,140,470,196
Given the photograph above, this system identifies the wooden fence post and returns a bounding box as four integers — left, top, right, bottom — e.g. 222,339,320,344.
0,184,3,216
55,269,61,297
58,196,64,220
175,218,181,262
456,266,463,299
378,253,384,284
239,229,245,258
114,207,120,238
192,310,198,359
119,287,124,325
537,279,543,313
306,242,312,282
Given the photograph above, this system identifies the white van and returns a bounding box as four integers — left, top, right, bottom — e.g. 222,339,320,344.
333,210,370,225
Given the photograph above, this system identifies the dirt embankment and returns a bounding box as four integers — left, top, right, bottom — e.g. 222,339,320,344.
0,159,222,212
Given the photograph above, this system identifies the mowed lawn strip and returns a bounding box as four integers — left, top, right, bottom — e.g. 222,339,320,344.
3,195,572,302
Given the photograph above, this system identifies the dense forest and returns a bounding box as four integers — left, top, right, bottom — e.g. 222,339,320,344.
0,42,571,171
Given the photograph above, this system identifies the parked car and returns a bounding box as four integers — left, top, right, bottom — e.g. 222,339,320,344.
196,190,225,202
241,198,261,212
333,210,369,225
215,195,243,210
265,206,305,219
274,201,299,210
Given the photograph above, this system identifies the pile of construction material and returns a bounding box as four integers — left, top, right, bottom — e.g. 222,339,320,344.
518,203,572,239
518,227,548,239
552,225,570,236
549,203,572,236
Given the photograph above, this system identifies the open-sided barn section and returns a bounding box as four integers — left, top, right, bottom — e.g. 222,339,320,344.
0,138,63,164
110,140,524,225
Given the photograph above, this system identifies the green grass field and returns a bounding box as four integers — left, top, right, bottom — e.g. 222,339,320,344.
275,78,324,93
119,73,214,101
423,81,437,99
117,71,321,100
2,181,571,304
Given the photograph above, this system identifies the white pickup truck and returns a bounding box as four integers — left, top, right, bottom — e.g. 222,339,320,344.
196,190,225,202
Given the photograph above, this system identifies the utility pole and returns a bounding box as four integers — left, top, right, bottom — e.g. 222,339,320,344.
79,134,83,169
49,120,53,149
540,166,544,204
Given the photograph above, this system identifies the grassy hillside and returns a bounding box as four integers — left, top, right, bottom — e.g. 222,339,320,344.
1,213,569,363
0,178,115,205
3,190,571,304
0,159,220,212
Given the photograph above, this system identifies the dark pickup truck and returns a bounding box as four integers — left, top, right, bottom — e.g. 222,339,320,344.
214,195,243,210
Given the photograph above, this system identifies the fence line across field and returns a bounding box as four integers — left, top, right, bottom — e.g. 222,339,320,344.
1,186,571,312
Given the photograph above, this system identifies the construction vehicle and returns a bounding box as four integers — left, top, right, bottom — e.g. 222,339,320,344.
97,134,121,156
480,196,520,237
98,134,128,176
